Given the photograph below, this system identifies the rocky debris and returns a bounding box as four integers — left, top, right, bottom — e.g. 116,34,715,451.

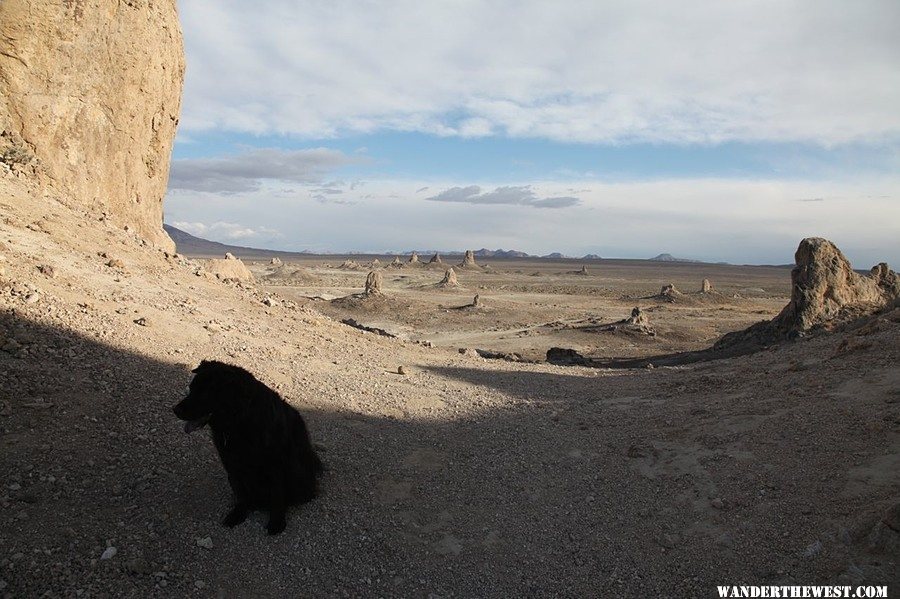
389,257,403,268
546,347,588,365
204,254,253,282
106,258,126,270
0,0,184,250
339,260,361,270
100,547,117,561
37,264,55,278
408,252,420,265
270,257,283,266
459,250,478,268
475,348,524,362
428,253,442,264
717,238,900,352
364,270,383,295
340,318,398,338
579,265,588,275
701,278,713,293
370,258,381,269
472,294,482,308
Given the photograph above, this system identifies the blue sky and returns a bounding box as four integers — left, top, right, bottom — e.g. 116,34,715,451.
166,0,900,265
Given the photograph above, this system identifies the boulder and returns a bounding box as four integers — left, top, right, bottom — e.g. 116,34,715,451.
0,0,185,251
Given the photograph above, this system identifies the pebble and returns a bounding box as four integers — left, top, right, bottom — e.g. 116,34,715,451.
398,365,407,375
0,580,7,591
133,317,149,327
24,293,40,304
196,536,213,549
710,498,725,509
100,547,117,560
195,580,207,589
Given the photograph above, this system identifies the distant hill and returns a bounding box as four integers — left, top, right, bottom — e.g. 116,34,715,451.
582,254,602,260
542,252,569,259
472,248,531,258
163,224,311,259
649,253,702,263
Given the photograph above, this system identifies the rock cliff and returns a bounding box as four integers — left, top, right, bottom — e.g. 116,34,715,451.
0,0,185,251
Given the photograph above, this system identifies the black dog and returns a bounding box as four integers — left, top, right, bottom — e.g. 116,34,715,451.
172,360,322,535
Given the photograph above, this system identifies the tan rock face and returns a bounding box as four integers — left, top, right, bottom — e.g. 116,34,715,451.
460,250,476,267
0,0,185,251
364,270,383,295
204,255,253,282
439,268,459,287
428,253,442,264
408,252,420,264
701,279,712,293
774,237,900,333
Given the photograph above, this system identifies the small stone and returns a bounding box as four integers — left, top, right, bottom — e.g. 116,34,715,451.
196,536,213,549
803,540,822,558
657,533,680,548
716,532,734,547
710,498,725,509
100,546,117,560
195,580,206,589
38,264,56,278
106,258,125,269
133,317,149,327
0,580,6,590
24,293,40,304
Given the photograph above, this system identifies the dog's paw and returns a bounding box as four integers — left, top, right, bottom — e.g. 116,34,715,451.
266,517,286,536
222,507,249,528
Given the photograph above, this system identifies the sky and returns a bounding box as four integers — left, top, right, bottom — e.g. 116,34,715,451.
165,0,900,265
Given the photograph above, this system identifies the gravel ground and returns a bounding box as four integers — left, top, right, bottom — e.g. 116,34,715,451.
0,178,898,597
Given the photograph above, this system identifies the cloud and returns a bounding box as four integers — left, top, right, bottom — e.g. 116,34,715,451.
171,220,281,241
427,185,579,208
168,148,361,193
178,0,900,145
165,177,900,265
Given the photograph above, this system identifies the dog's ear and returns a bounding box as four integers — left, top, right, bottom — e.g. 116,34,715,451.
192,359,216,374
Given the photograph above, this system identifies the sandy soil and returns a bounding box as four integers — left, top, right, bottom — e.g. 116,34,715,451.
261,257,790,361
1,177,898,597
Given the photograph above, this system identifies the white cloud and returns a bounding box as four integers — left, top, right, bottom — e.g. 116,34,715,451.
178,0,900,144
427,185,580,208
168,148,362,193
165,176,900,265
171,220,281,242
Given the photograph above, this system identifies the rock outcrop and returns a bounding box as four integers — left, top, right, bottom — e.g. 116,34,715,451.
656,284,682,302
364,270,383,295
0,0,185,251
459,250,477,268
389,257,403,268
204,253,253,282
428,253,442,264
438,268,459,288
701,279,712,293
772,238,899,334
717,238,900,350
408,252,420,264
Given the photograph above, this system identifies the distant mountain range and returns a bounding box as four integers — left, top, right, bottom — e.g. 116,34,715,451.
165,224,724,264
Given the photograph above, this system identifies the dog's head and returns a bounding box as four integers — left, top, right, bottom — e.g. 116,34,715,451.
172,360,235,434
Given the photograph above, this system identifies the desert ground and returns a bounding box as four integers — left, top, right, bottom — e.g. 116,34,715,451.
251,255,791,363
1,176,898,597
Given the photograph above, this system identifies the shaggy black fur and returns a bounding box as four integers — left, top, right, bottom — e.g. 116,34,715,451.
172,360,322,535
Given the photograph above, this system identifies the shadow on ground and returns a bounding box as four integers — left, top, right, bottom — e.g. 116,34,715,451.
1,311,897,597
